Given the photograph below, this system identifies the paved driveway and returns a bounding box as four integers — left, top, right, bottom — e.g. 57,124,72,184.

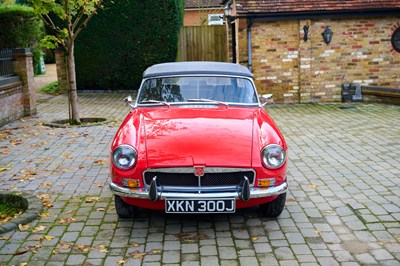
0,94,399,265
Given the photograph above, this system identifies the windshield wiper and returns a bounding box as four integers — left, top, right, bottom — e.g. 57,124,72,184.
187,98,228,106
139,100,170,107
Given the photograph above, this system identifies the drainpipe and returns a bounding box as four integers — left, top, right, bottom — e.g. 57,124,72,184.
231,21,236,63
247,19,253,72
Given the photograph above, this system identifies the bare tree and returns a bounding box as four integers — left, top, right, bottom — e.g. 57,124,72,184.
30,0,102,124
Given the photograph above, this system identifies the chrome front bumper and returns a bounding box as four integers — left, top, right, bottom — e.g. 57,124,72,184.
109,181,288,200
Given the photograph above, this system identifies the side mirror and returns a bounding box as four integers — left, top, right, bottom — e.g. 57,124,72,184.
124,95,135,109
261,94,273,106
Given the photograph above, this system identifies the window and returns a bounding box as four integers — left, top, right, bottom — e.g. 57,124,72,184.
208,14,223,25
392,26,400,53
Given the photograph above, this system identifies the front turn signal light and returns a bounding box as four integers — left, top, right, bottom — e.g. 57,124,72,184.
122,179,140,188
258,178,275,187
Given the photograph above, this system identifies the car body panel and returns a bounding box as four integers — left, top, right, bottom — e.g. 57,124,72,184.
143,107,254,167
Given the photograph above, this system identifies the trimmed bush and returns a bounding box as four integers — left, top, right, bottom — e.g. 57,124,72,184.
75,0,184,90
0,4,44,75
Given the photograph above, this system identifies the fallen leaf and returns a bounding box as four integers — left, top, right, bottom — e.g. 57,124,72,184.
58,217,76,224
96,208,105,212
85,197,100,203
42,200,53,208
0,236,10,240
0,148,10,155
61,153,73,159
32,243,43,249
32,225,47,233
251,236,259,241
129,251,147,259
0,167,10,172
131,242,140,247
98,244,108,253
96,184,104,188
37,194,50,199
19,263,28,266
117,259,126,265
39,212,50,219
40,182,53,188
14,249,30,255
10,140,23,146
307,184,318,189
58,241,71,249
73,244,92,252
0,216,13,224
18,224,30,231
55,168,74,173
31,142,48,148
150,249,161,254
44,235,56,241
175,232,208,242
175,232,189,238
94,160,105,164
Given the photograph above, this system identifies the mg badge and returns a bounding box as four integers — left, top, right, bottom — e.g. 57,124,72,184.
194,166,205,177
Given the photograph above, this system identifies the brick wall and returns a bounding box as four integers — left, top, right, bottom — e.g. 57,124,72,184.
236,16,400,104
0,83,24,126
0,49,36,126
184,9,223,26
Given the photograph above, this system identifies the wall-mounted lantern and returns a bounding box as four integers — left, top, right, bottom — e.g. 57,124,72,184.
224,4,232,18
224,3,237,22
322,26,333,44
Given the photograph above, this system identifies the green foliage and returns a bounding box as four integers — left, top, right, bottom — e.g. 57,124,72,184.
29,0,102,50
0,201,24,222
0,4,44,75
38,81,61,95
75,0,184,90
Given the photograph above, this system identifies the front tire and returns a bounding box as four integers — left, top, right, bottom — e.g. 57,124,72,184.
114,195,136,218
259,192,286,217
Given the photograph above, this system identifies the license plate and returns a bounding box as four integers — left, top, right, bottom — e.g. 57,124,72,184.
165,198,236,213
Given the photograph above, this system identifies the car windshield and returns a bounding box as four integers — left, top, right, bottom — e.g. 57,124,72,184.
137,76,258,104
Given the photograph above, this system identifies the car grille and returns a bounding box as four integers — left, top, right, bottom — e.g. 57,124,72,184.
143,170,255,187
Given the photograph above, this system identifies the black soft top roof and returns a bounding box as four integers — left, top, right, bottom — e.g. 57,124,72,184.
143,61,253,78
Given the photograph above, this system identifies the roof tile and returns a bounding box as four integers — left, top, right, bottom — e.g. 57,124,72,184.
234,0,400,14
185,0,223,9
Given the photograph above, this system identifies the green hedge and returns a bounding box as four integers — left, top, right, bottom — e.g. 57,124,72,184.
75,0,184,90
0,4,43,75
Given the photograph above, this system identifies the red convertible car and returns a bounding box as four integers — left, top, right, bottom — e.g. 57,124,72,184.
109,62,288,218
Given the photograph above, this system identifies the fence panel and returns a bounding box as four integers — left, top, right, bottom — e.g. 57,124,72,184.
177,25,227,62
0,49,15,77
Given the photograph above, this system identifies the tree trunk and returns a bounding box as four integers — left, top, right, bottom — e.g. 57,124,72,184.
67,41,81,124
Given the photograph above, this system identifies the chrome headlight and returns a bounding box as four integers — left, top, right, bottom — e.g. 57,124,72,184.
112,145,137,170
261,144,286,169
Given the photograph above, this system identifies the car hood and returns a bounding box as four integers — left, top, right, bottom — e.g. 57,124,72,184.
143,107,255,168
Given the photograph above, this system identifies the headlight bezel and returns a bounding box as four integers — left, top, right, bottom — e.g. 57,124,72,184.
261,144,286,169
112,144,138,170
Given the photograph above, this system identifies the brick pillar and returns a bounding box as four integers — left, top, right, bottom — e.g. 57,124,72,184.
54,49,68,93
12,48,36,116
